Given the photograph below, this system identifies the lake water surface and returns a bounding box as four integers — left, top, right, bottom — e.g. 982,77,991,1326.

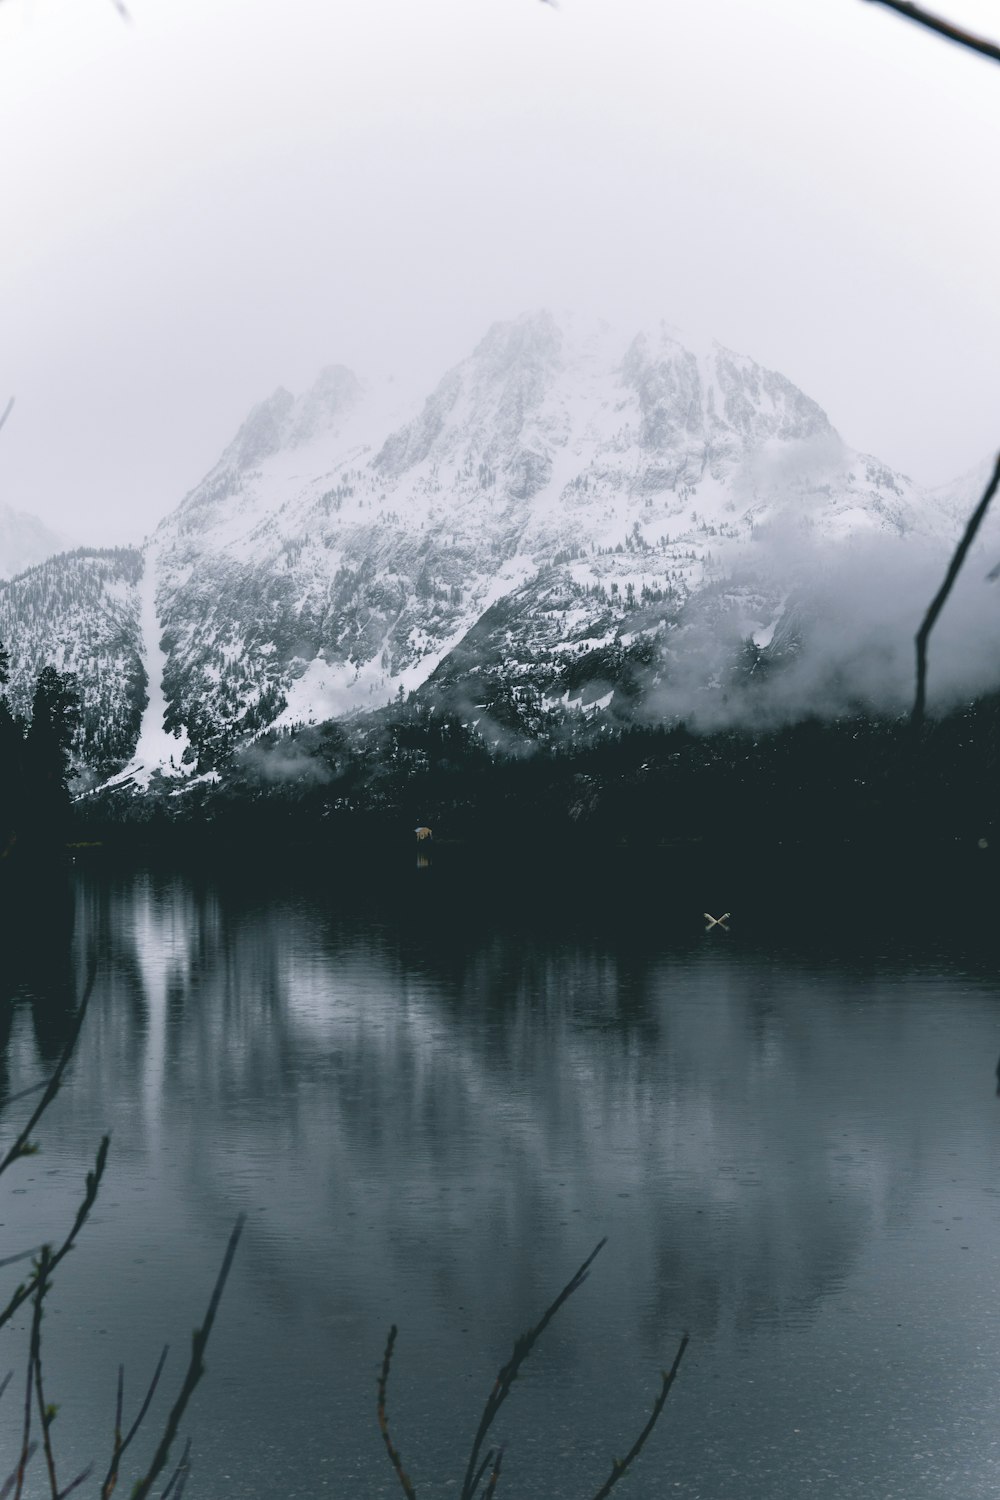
2,857,1000,1499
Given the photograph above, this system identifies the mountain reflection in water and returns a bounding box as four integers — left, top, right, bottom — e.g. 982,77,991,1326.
2,862,1000,1500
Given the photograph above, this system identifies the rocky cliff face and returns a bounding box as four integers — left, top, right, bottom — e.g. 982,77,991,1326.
0,313,990,779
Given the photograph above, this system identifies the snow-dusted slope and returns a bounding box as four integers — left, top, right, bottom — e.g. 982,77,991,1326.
145,314,946,761
0,312,991,775
102,540,193,789
0,547,146,772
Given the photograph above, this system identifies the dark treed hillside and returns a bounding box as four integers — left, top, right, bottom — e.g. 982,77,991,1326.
0,642,81,864
0,547,146,775
76,687,1000,898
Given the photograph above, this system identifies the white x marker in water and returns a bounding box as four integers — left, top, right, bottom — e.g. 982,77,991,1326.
704,912,730,931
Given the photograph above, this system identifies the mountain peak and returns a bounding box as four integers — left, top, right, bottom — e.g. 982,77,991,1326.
1,311,964,782
227,387,295,469
289,364,362,447
472,309,563,372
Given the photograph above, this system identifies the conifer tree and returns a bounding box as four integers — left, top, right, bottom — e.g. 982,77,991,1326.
23,665,81,851
0,638,22,857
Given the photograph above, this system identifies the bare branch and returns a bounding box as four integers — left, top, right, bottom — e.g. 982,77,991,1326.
467,1449,496,1500
376,1326,417,1500
112,1367,124,1485
861,1,1000,64
481,1447,504,1500
586,1333,689,1500
30,1249,60,1500
913,452,1000,725
0,1444,36,1500
101,1347,170,1499
0,1136,110,1334
14,1250,42,1500
55,1462,94,1500
0,398,13,439
0,959,98,1178
3,1081,48,1110
157,1437,191,1500
0,1246,44,1272
459,1237,607,1500
128,1215,245,1500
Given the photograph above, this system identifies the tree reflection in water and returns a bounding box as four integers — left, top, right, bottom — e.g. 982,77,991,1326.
1,861,1000,1499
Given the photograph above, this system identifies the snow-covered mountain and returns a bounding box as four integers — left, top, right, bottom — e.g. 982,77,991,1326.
0,502,70,580
0,312,994,779
0,547,145,773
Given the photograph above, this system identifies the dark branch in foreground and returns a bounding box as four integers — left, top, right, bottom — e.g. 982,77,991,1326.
101,1346,170,1499
0,1443,36,1500
30,1249,59,1499
379,1238,685,1500
0,1136,110,1334
912,451,1000,725
28,1252,94,1500
128,1214,245,1500
587,1332,689,1500
861,0,1000,65
467,1448,497,1500
0,959,98,1178
376,1327,417,1500
0,1248,43,1272
459,1237,607,1500
157,1436,191,1500
480,1447,503,1500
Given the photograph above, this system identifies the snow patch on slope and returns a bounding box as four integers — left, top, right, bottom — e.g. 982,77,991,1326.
270,554,538,729
113,543,192,787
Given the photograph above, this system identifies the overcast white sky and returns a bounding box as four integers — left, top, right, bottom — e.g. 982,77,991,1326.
1,0,998,545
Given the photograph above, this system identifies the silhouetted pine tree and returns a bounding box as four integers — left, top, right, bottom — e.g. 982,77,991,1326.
22,665,80,853
0,639,22,859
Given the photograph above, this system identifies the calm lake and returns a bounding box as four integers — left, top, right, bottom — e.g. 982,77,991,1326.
2,854,1000,1499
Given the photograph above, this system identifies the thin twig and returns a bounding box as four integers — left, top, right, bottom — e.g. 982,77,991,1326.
3,1081,49,1109
0,960,98,1178
0,1136,110,1334
0,398,13,439
912,452,1000,725
0,1444,36,1500
110,1366,124,1492
861,0,1000,64
14,1273,35,1500
103,1366,125,1500
0,1247,44,1271
481,1447,504,1500
101,1347,170,1499
128,1215,245,1500
55,1464,93,1500
158,1436,191,1500
0,1373,12,1404
376,1326,417,1500
586,1333,690,1500
467,1449,496,1500
458,1238,607,1500
30,1248,60,1500
169,1465,191,1500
